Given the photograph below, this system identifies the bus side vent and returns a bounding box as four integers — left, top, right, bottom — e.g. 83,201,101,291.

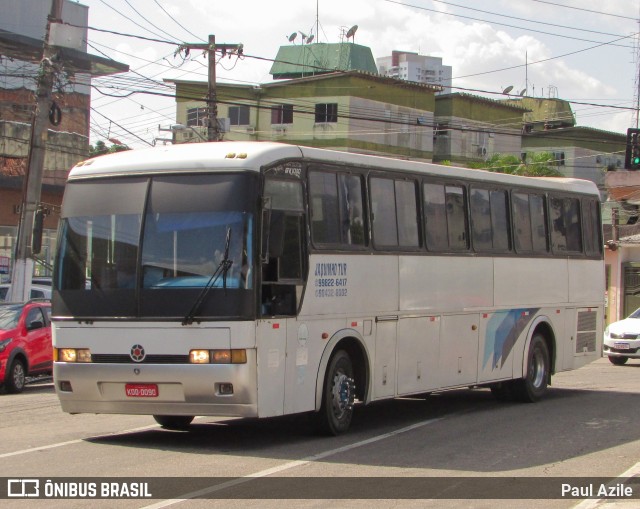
575,309,597,353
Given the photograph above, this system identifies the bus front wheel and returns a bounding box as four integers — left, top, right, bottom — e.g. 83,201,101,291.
514,334,550,402
153,415,194,430
316,350,355,436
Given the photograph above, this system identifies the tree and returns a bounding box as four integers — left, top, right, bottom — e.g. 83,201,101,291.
468,152,562,177
89,140,130,157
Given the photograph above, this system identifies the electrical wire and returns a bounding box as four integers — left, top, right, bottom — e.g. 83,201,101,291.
383,0,635,49
429,0,628,39
153,0,204,42
528,0,637,21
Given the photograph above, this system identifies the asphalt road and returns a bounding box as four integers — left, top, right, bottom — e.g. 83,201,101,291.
0,358,639,509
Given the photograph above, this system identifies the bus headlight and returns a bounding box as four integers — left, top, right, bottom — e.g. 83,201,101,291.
57,348,92,363
190,350,210,364
189,349,247,364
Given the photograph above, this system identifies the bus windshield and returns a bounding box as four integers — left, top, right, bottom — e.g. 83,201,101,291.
54,173,257,320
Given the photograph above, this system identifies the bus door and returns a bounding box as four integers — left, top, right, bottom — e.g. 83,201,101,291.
259,176,307,416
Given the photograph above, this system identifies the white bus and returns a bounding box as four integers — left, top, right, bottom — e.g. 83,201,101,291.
52,142,604,435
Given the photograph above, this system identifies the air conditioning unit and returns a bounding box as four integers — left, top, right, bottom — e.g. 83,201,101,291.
273,125,287,133
246,126,256,134
217,118,230,133
477,146,487,156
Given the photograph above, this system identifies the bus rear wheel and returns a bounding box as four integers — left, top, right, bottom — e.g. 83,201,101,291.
315,350,355,436
153,415,194,430
514,334,550,402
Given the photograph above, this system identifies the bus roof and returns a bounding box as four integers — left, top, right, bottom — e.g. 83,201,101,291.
69,141,599,195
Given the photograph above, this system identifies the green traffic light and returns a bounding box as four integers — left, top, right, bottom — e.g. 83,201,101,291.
634,157,640,165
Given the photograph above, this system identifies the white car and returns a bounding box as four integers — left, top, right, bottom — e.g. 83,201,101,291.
603,309,640,365
0,283,52,302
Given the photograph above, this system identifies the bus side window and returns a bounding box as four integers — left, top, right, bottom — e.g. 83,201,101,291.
550,197,582,253
261,178,306,317
261,213,304,316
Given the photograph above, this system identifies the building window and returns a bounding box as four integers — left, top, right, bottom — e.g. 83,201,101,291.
187,107,208,127
434,123,449,137
315,103,338,123
228,106,250,126
271,104,293,124
552,152,565,166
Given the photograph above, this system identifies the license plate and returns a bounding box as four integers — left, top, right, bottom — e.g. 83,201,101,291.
125,383,158,397
614,342,631,350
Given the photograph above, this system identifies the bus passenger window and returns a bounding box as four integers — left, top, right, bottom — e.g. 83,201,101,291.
309,170,366,247
550,197,582,253
582,198,602,256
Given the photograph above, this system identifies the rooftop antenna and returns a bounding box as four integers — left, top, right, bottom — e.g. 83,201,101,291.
525,50,529,97
316,0,319,43
346,24,358,43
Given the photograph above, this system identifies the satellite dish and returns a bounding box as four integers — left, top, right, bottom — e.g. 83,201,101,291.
519,88,527,96
346,24,358,39
307,34,314,43
299,31,308,41
287,32,297,42
502,85,514,95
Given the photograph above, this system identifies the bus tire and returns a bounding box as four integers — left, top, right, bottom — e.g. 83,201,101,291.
608,356,628,366
315,350,355,436
514,334,549,403
153,415,194,430
5,359,26,394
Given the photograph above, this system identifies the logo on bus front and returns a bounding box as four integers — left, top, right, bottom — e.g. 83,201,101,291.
130,344,146,363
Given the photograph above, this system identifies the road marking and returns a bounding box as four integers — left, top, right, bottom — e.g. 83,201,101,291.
572,461,640,509
0,424,158,459
141,415,448,508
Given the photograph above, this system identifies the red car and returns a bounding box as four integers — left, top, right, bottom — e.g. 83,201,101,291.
0,300,52,393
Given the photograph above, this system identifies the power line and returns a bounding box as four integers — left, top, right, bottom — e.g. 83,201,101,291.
122,0,183,43
96,0,178,43
528,0,638,21
90,107,154,146
451,30,639,80
429,0,629,39
153,0,204,42
383,0,635,49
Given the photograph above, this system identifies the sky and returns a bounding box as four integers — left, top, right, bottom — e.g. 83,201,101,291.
75,0,640,149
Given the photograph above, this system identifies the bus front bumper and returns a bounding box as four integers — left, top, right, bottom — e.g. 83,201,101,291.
53,360,258,418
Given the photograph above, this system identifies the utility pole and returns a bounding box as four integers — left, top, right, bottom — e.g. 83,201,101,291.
8,0,62,302
178,36,243,142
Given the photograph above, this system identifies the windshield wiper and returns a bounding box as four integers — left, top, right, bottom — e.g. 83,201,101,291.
182,227,233,326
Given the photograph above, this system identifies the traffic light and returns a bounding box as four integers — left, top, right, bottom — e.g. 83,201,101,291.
625,128,640,170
